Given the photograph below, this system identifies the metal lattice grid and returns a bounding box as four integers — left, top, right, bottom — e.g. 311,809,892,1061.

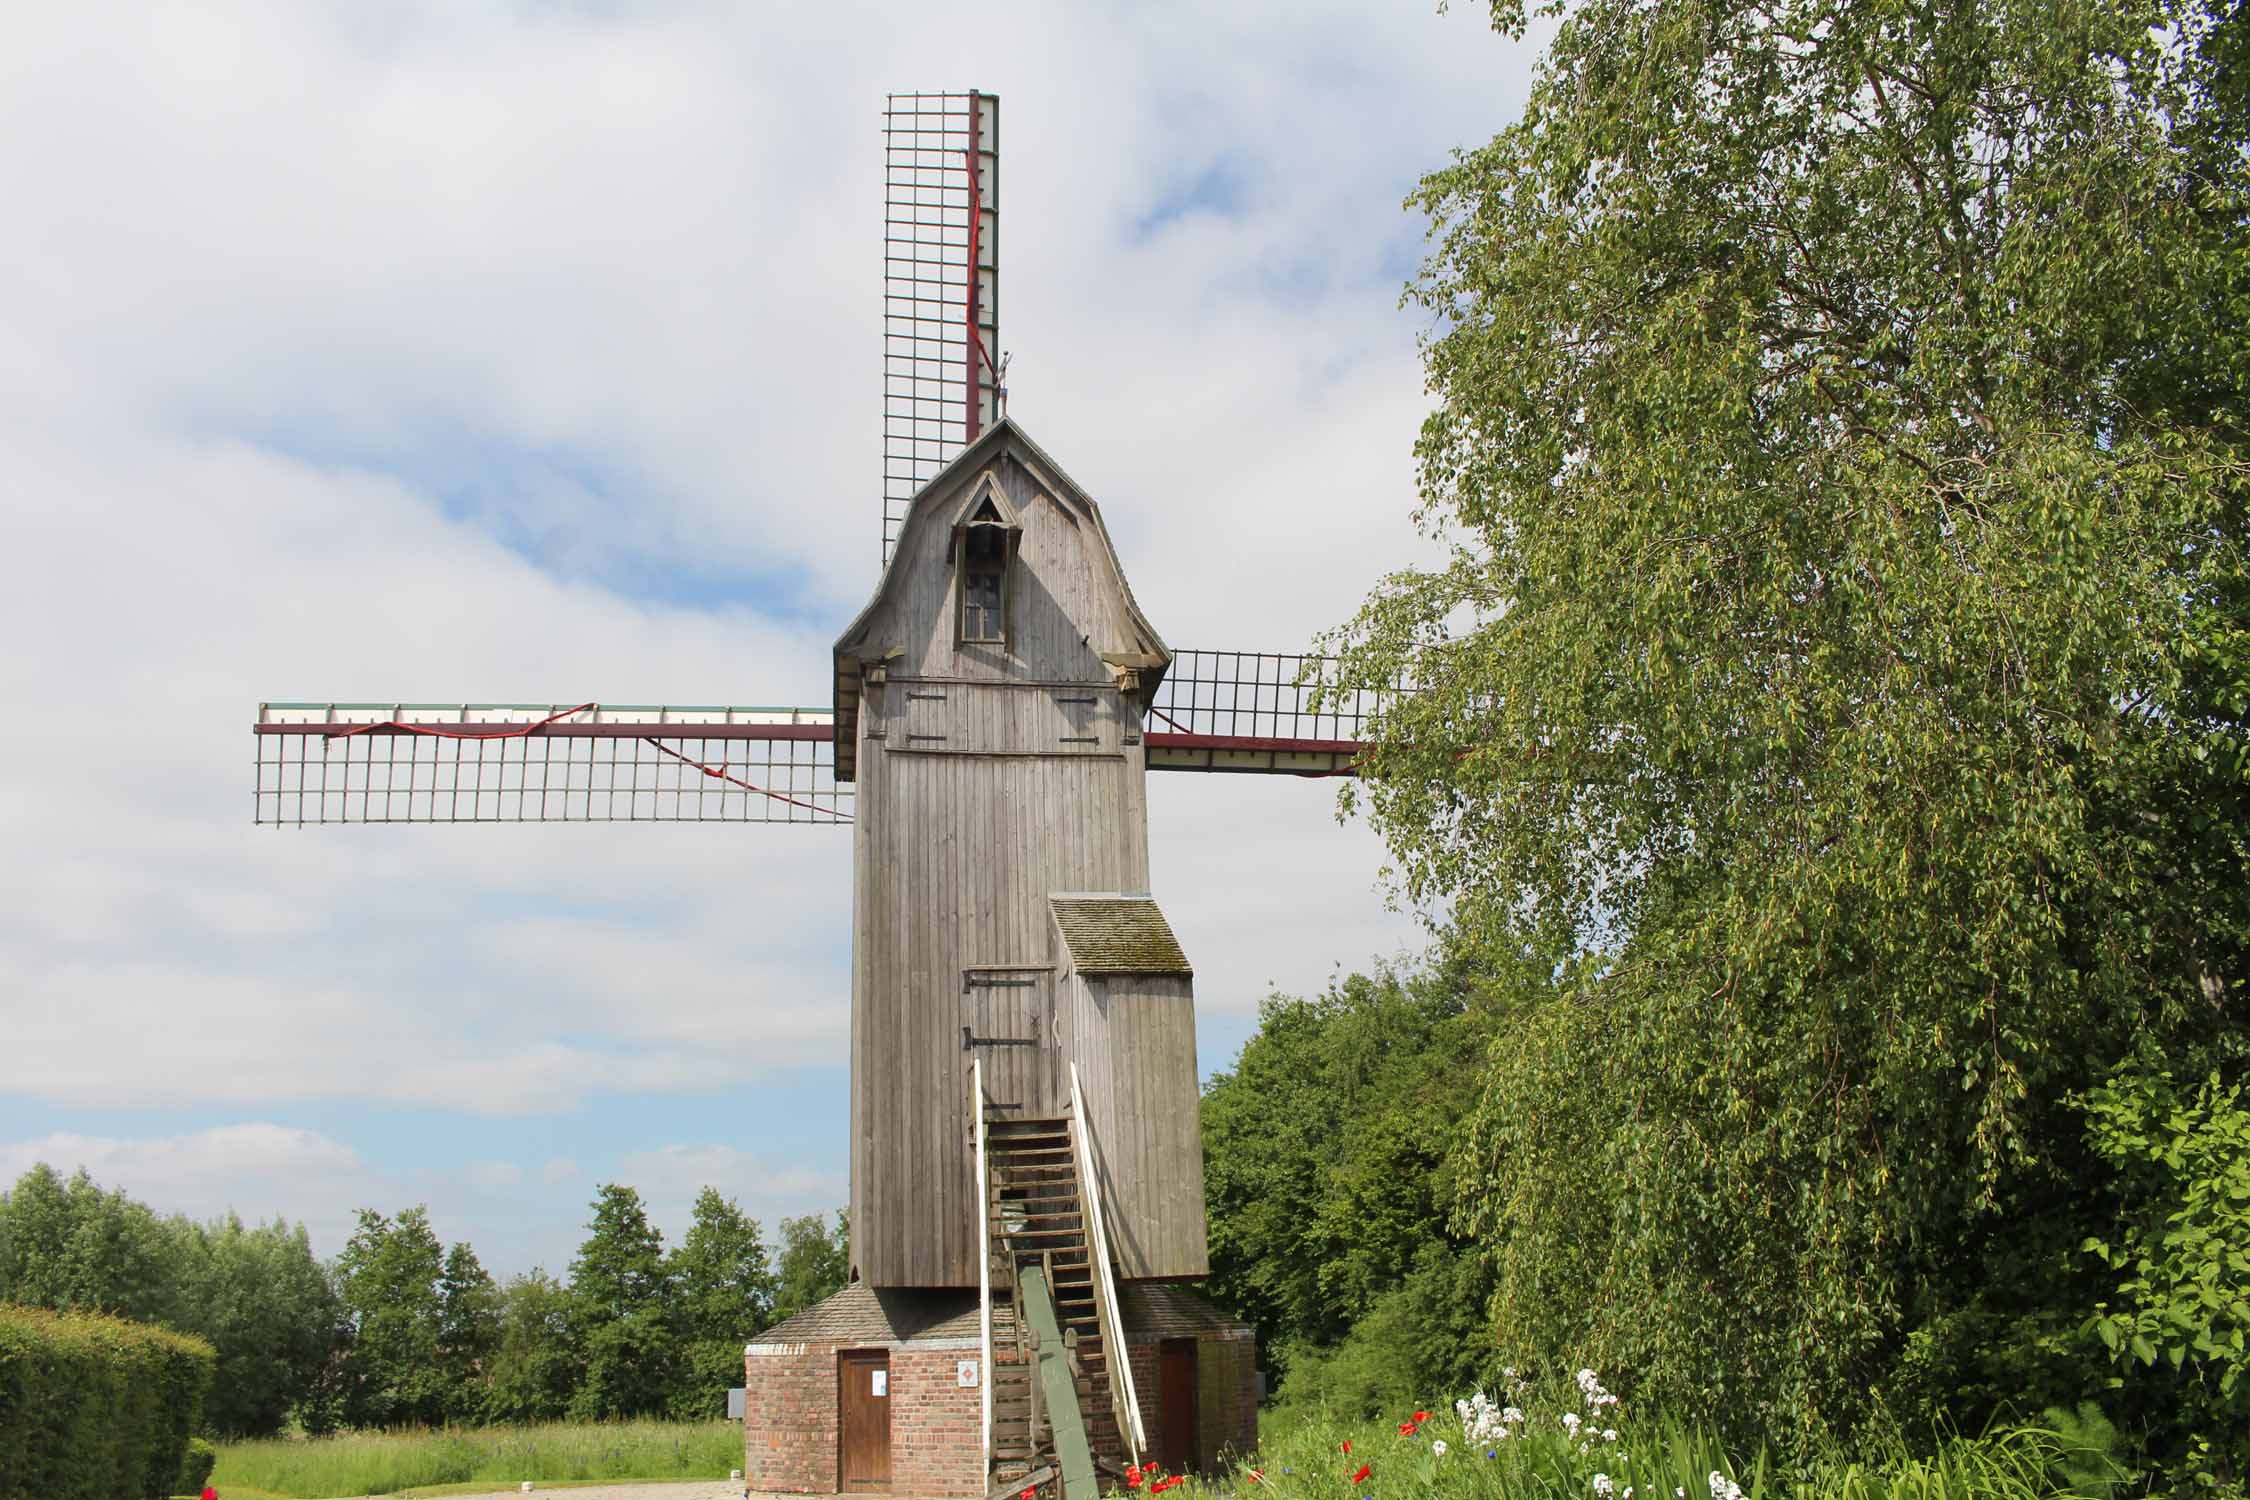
253,705,849,826
1146,650,1404,744
883,91,999,569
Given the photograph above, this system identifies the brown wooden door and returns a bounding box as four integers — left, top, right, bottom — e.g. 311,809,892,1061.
1158,1338,1199,1474
838,1350,891,1491
964,970,1064,1117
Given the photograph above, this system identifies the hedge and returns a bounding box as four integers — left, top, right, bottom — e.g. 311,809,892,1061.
176,1436,217,1494
0,1303,214,1500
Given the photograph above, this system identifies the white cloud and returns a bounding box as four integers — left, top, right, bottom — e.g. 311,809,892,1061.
0,1124,371,1230
0,0,1536,1266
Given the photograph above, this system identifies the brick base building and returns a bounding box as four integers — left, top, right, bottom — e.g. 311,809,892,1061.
743,1283,1256,1495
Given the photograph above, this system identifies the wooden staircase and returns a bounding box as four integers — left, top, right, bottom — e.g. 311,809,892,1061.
984,1114,1127,1492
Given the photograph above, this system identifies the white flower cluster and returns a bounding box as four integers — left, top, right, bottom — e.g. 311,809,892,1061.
1594,1475,1616,1498
1455,1390,1513,1443
1576,1369,1621,1412
1709,1472,1746,1500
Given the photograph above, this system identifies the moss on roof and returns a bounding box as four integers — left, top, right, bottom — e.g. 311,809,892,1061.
1049,895,1193,977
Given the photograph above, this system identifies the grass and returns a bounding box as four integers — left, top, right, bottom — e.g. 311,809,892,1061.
206,1418,741,1498
1176,1383,2113,1500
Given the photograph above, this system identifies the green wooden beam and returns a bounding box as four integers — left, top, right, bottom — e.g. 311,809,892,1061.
1019,1264,1096,1500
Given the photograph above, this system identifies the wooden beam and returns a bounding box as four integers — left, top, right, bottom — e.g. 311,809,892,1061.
989,1465,1057,1500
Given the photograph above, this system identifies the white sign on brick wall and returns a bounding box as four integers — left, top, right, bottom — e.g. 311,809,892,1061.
957,1359,980,1389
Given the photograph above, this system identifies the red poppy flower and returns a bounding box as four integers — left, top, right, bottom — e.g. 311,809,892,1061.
1341,1441,1352,1455
1156,1478,1186,1494
1126,1467,1143,1483
1399,1421,1419,1436
1351,1464,1372,1484
1246,1471,1265,1484
1022,1489,1035,1499
1413,1411,1430,1423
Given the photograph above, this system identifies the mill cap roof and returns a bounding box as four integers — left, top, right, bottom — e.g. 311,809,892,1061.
830,416,1170,781
1049,893,1193,977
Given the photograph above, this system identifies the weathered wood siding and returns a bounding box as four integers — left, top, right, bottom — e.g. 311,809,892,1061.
871,455,1140,686
1058,966,1209,1280
850,685,1153,1287
844,426,1199,1290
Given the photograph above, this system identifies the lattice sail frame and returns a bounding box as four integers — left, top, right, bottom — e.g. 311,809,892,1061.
253,705,848,827
251,659,1399,825
1143,650,1397,774
883,91,999,568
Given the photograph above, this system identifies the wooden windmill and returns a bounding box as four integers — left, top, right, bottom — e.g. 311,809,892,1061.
252,92,1382,1500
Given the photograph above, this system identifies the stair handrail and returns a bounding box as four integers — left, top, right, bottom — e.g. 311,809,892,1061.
975,1055,992,1479
1068,1062,1146,1460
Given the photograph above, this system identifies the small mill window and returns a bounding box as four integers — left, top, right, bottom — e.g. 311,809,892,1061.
961,522,1008,643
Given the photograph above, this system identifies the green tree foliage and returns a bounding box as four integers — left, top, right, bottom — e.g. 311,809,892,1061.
0,1167,339,1437
333,1207,451,1428
481,1269,579,1424
669,1187,775,1419
0,1166,187,1328
436,1241,502,1423
1326,0,2248,1466
1201,953,1511,1412
767,1211,849,1329
176,1214,344,1438
566,1184,679,1420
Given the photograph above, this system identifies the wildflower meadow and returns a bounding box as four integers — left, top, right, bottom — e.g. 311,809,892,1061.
1168,1369,2122,1500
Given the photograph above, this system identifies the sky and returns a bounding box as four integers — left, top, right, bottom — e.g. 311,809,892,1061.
0,0,1543,1279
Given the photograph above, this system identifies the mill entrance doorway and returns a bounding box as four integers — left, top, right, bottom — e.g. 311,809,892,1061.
838,1349,891,1492
1158,1338,1199,1473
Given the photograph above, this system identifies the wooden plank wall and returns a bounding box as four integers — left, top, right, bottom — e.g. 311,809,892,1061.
1061,968,1209,1280
848,433,1198,1290
851,680,1154,1288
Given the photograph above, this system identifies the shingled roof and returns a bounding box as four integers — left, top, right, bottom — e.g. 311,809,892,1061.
1049,894,1192,977
1115,1281,1251,1337
750,1284,979,1346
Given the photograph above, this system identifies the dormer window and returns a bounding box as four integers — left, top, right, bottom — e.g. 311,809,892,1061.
962,522,1008,642
952,476,1019,647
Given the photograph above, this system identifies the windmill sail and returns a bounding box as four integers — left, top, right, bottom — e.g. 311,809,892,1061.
884,91,1000,568
252,704,848,826
250,653,1395,827
1142,648,1394,775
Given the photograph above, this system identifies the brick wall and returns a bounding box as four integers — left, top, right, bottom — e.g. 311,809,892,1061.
1123,1330,1257,1476
743,1342,838,1494
743,1342,986,1497
744,1331,1253,1494
887,1348,984,1497
1123,1343,1162,1466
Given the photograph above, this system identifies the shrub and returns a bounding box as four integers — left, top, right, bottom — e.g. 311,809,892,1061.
0,1302,215,1500
2077,1060,2250,1485
175,1436,216,1494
